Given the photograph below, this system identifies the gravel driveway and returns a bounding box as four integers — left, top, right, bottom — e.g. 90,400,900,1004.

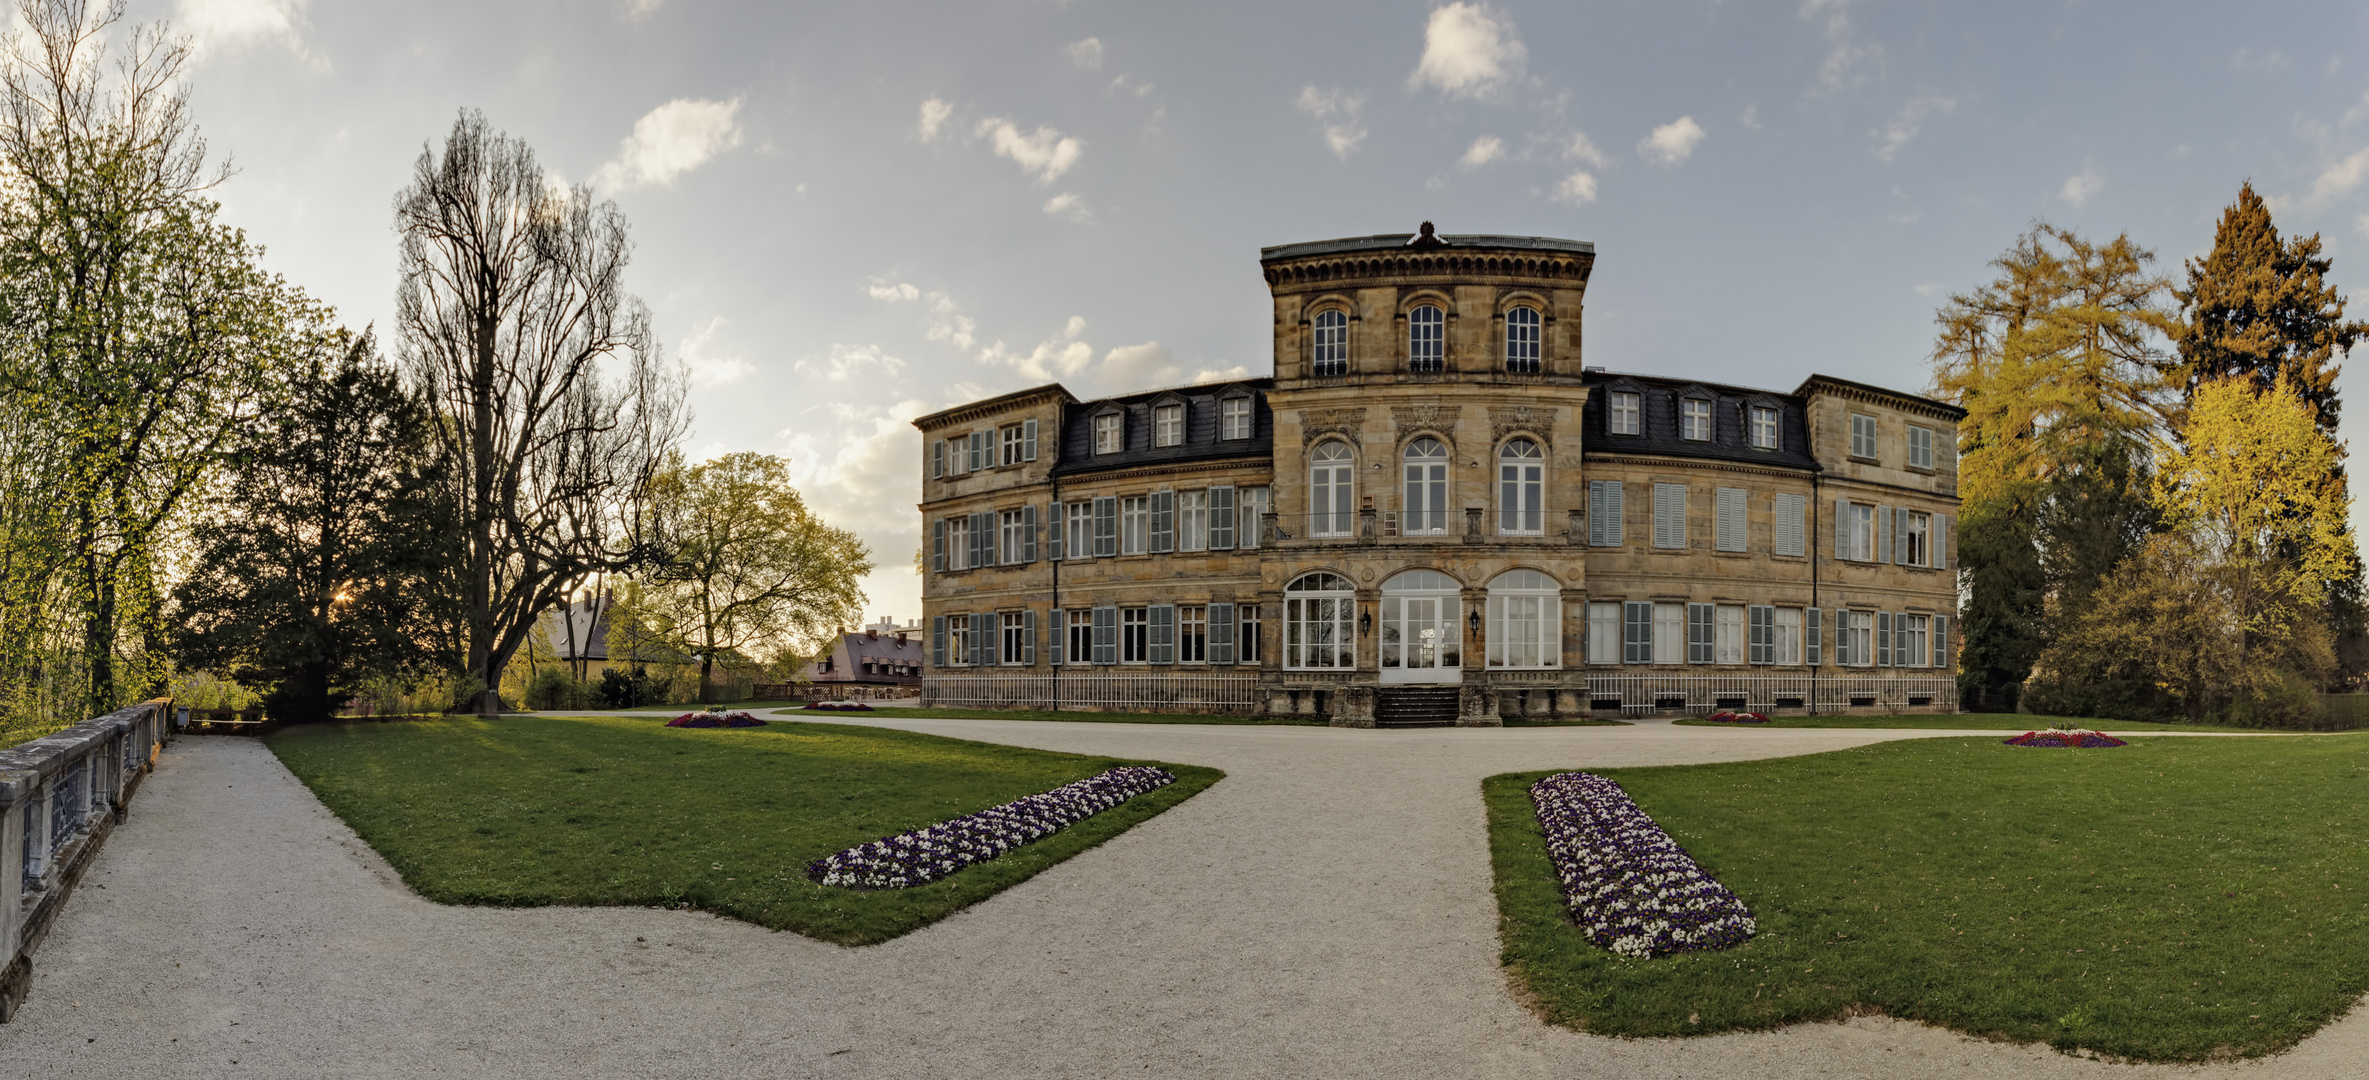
7,715,2362,1079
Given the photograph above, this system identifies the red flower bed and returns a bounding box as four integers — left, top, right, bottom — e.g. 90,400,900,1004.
2004,728,2127,748
1705,711,1769,724
666,711,765,728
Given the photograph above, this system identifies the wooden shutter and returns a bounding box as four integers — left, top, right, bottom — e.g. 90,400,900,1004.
1022,505,1038,562
1805,607,1822,666
1151,491,1175,553
1934,615,1949,670
1209,486,1235,549
1150,605,1175,664
1835,498,1852,559
1094,606,1117,664
1023,418,1038,461
1687,603,1713,664
1874,505,1890,564
1716,487,1746,552
1936,514,1951,570
1894,507,1910,564
979,614,998,667
1623,602,1650,664
932,440,945,479
931,616,946,668
1876,611,1891,666
931,519,946,572
1208,602,1235,664
1749,605,1772,664
1093,497,1116,556
1023,609,1036,664
1047,502,1063,560
1654,483,1685,549
1833,608,1850,665
1049,609,1065,666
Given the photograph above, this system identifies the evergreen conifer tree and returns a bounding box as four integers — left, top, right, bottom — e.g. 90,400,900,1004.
2176,182,2366,433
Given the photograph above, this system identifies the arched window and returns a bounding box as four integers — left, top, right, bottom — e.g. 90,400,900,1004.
1284,572,1355,670
1402,437,1449,534
1380,569,1462,678
1408,304,1444,373
1310,441,1355,537
1487,569,1560,669
1312,309,1349,377
1498,438,1544,535
1505,307,1541,374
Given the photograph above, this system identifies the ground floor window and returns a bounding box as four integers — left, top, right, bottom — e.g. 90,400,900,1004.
1238,604,1262,664
1486,570,1560,668
1065,608,1092,665
1000,611,1028,665
1843,610,1873,666
1587,602,1619,665
1179,605,1207,663
1284,572,1354,669
1715,604,1745,665
947,614,971,666
1897,613,1929,668
1653,602,1684,665
1122,607,1149,663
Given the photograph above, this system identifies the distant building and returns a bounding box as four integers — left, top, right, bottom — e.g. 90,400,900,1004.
798,622,926,693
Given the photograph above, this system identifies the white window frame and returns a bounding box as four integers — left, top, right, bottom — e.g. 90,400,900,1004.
1312,309,1349,376
1907,510,1931,567
1751,406,1779,450
1403,437,1450,535
1065,502,1093,561
1409,304,1444,373
1851,503,1875,562
1178,490,1208,551
1121,607,1150,664
1065,608,1093,665
1775,606,1801,665
1498,439,1544,535
1121,496,1149,555
1505,306,1541,373
1845,610,1873,667
1908,425,1934,470
1220,397,1252,440
999,510,1025,566
1000,611,1027,665
1179,605,1207,663
1154,403,1185,448
946,516,971,571
1652,602,1685,665
1714,604,1745,665
1900,613,1929,669
1001,425,1024,466
1094,413,1123,454
1680,398,1712,441
1283,574,1354,670
1486,570,1560,669
1238,604,1263,664
1610,391,1641,436
1587,602,1621,665
1240,486,1270,549
1850,413,1879,460
1310,443,1355,538
947,614,971,666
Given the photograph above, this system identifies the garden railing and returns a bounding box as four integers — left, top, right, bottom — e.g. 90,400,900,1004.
923,673,1260,713
1584,673,1958,715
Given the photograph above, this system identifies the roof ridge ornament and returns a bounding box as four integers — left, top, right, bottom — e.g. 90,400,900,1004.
1407,221,1446,249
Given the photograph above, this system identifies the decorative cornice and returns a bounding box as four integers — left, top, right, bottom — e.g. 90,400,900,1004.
1581,453,1819,481
1392,403,1462,445
1489,404,1555,446
1301,406,1368,447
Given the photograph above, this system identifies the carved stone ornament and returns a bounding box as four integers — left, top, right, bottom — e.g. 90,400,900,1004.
1300,407,1367,447
1392,403,1462,443
1490,403,1556,445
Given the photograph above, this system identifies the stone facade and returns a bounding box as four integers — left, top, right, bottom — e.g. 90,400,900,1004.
914,227,1965,725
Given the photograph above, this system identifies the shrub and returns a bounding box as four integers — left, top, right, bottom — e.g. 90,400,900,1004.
525,667,597,710
597,667,674,709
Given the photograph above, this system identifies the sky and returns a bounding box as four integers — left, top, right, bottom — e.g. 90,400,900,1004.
124,0,2369,623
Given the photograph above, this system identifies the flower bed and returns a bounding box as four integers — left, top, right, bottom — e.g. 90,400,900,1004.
666,711,765,728
1530,771,1757,959
1705,710,1768,724
2005,727,2129,748
801,701,875,712
809,766,1176,889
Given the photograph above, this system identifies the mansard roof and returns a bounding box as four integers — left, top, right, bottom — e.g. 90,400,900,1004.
1051,378,1275,477
1580,370,1821,471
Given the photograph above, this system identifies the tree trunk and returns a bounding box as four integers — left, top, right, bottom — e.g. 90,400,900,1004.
699,655,715,705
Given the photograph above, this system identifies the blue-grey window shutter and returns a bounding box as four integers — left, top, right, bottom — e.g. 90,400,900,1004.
1832,608,1849,665
1934,615,1949,669
1209,486,1235,549
1594,482,1623,546
1151,491,1175,553
1876,611,1892,665
1150,604,1175,664
1093,496,1117,556
1208,602,1235,664
1094,606,1117,664
931,616,946,668
1023,609,1036,664
1048,608,1064,666
1876,505,1891,564
1023,418,1038,461
1835,498,1852,559
1937,514,1951,570
1687,603,1713,664
1749,605,1771,664
1047,502,1063,560
979,614,998,667
1623,602,1651,664
932,440,944,479
931,519,946,572
1022,504,1038,562
1894,507,1909,564
1805,607,1822,666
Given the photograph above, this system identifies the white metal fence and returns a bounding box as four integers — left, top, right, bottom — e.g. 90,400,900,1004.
0,698,174,1020
1583,674,1957,715
923,673,1261,713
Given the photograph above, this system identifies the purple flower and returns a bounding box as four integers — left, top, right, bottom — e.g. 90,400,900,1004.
808,767,1176,889
1530,772,1757,959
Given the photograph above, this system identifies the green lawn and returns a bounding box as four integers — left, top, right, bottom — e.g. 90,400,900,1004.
1671,714,2271,734
1486,734,2369,1061
269,714,1220,945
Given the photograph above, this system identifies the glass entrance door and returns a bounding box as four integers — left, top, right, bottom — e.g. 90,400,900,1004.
1380,573,1462,684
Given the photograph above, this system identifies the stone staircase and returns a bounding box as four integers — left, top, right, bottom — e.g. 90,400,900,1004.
1374,686,1460,728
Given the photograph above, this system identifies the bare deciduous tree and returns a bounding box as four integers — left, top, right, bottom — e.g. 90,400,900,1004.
395,109,686,715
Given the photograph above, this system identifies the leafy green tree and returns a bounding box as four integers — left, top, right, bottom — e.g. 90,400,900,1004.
635,453,870,703
2175,182,2366,433
170,334,461,722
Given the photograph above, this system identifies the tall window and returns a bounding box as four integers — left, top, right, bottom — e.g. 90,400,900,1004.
1065,502,1092,560
1906,510,1931,566
1408,304,1444,372
1001,425,1022,465
1001,612,1028,665
1844,610,1873,666
1680,398,1712,441
1609,391,1640,435
946,516,971,570
1284,573,1354,669
1851,502,1875,561
1587,602,1620,665
1498,438,1544,534
1179,606,1207,663
1094,413,1123,454
1312,309,1348,376
1000,510,1026,565
1154,403,1185,447
1403,437,1449,534
1775,607,1801,665
1714,605,1745,665
1241,486,1270,548
1908,425,1934,469
1850,414,1878,459
947,614,971,665
1122,496,1149,554
1505,307,1541,373
1221,397,1252,440
1899,614,1929,668
1065,608,1092,665
1652,602,1685,664
1179,490,1208,551
1487,569,1560,668
1121,608,1149,663
1310,442,1354,537
1238,604,1262,664
1751,406,1779,450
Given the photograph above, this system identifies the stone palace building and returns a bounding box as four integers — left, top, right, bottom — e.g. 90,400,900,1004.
913,225,1965,726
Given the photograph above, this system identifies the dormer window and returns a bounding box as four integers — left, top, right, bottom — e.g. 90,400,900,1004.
1220,396,1252,440
1409,304,1444,372
1154,403,1185,447
1751,406,1779,450
1681,398,1712,441
1313,309,1348,376
1094,412,1123,454
1505,307,1541,373
1609,391,1640,435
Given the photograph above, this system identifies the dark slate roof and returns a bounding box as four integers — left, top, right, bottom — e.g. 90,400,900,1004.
1579,371,1821,471
1261,233,1595,261
805,630,926,684
1050,379,1275,477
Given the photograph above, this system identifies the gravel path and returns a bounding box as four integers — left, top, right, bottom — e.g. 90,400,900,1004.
8,716,2363,1079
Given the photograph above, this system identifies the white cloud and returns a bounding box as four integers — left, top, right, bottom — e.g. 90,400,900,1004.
2231,47,2290,74
924,292,975,350
1739,103,1762,130
176,0,318,64
2305,149,2369,207
679,317,753,388
1096,342,1247,391
1871,97,1954,162
1638,116,1705,165
794,342,906,383
866,279,920,303
974,117,1084,183
624,0,665,19
1067,37,1104,70
2059,166,2105,206
1043,192,1093,222
1296,85,1368,159
1550,171,1597,205
778,397,934,617
978,317,1093,381
591,97,744,193
1459,135,1504,169
916,97,954,142
1409,2,1527,102
1561,131,1608,167
1801,0,1883,93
